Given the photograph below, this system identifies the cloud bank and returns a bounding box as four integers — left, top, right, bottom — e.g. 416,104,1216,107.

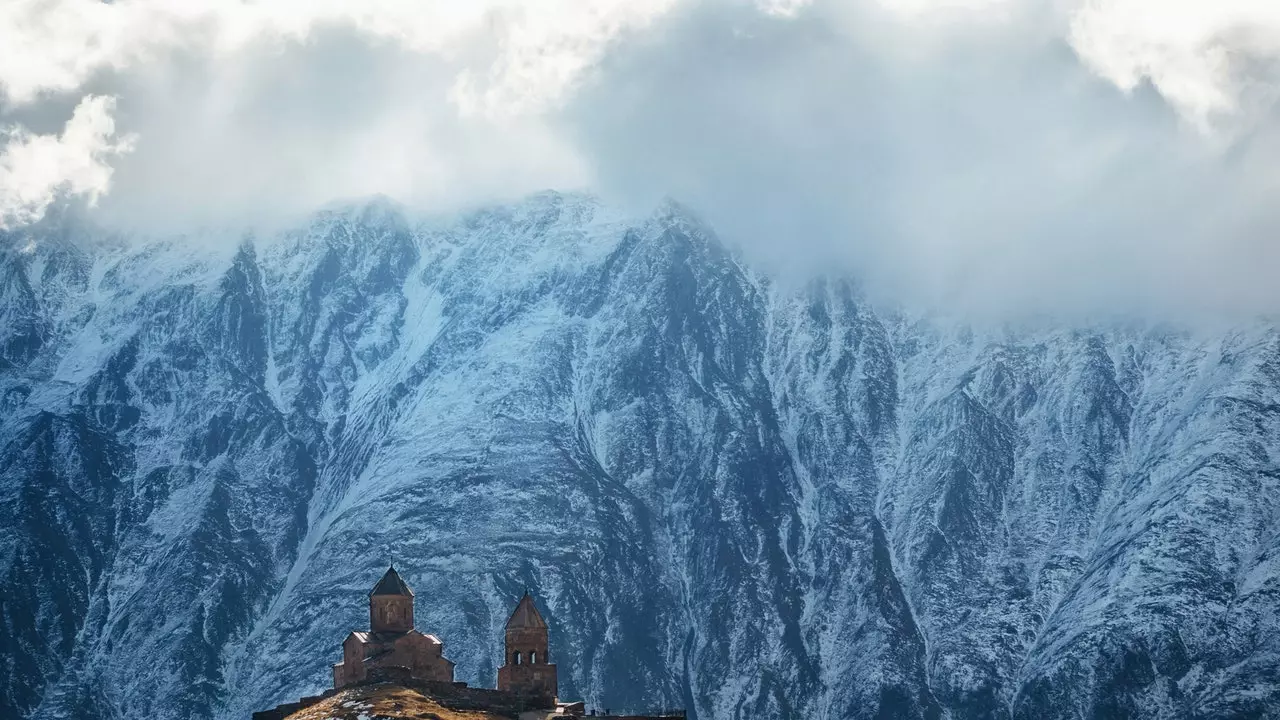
1,0,1278,316
0,95,134,228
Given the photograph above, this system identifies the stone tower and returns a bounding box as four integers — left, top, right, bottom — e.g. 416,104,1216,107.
496,592,557,699
369,566,414,633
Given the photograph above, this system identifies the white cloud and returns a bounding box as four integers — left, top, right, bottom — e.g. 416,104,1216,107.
1069,0,1280,128
0,0,677,115
0,0,1278,316
0,95,134,229
874,0,1017,21
0,0,681,231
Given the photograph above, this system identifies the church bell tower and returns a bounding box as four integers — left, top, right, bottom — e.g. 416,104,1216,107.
496,591,557,699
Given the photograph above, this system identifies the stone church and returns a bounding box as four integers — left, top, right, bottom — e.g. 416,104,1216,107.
332,567,557,700
331,567,456,688
251,568,684,719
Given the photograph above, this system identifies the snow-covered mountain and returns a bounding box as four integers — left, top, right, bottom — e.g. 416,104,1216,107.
1,193,1278,720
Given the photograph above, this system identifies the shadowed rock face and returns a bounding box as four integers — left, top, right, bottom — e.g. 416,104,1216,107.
1,194,1278,720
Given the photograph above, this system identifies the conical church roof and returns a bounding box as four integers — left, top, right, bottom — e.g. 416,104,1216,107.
369,566,414,597
505,591,547,629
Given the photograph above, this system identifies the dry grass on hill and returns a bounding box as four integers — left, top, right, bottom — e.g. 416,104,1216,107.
283,684,519,720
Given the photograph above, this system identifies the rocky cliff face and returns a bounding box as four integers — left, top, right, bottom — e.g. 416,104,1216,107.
1,193,1278,720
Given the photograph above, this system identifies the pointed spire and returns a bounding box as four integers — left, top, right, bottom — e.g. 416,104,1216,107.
369,566,414,597
505,591,547,629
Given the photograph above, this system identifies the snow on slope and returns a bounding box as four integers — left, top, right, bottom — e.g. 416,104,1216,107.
1,193,1278,719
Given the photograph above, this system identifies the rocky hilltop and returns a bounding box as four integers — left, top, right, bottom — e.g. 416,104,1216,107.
1,193,1278,719
259,682,514,720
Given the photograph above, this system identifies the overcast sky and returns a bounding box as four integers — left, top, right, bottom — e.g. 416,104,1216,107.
2,0,1279,316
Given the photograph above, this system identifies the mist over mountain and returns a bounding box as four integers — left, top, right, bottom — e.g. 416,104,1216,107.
2,193,1278,719
7,0,1280,317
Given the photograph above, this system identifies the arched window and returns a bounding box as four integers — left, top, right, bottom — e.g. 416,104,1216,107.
530,651,538,664
513,651,522,665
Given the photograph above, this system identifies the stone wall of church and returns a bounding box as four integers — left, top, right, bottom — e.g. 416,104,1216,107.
388,635,454,683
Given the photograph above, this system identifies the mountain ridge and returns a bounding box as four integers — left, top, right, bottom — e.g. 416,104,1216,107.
1,192,1278,719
